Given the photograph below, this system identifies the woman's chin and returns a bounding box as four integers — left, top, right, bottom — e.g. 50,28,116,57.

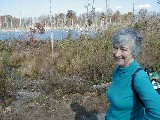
115,61,124,66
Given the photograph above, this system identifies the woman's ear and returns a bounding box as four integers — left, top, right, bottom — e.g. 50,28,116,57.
138,51,143,56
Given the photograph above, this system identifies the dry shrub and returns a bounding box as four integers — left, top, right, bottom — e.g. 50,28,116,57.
52,28,115,83
0,60,4,75
41,68,92,99
8,51,22,68
18,43,52,79
135,18,160,67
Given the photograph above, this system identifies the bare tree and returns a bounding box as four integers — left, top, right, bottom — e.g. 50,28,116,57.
66,10,76,28
57,13,65,29
105,0,108,29
112,10,120,23
138,9,148,20
107,9,113,23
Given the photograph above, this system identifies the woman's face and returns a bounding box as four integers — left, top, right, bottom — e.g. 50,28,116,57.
112,44,134,67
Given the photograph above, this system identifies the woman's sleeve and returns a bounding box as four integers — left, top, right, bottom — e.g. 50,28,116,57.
134,70,160,119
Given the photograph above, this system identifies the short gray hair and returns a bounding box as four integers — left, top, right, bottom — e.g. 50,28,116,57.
111,28,143,57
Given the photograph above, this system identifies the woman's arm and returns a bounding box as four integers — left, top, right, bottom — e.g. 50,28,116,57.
134,70,160,119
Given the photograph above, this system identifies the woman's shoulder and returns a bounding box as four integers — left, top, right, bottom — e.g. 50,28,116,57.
134,68,148,79
133,68,151,87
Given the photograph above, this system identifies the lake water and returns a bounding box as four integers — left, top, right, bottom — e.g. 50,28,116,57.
0,29,97,41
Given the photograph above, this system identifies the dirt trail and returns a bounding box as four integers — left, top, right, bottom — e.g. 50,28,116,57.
1,79,108,120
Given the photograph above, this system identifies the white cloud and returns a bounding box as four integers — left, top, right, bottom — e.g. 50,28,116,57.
136,4,151,9
115,6,123,10
95,8,104,12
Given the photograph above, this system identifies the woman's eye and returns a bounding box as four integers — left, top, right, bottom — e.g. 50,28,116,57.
122,49,127,51
121,48,128,51
113,46,118,49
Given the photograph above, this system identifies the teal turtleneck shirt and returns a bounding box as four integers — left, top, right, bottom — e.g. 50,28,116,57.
106,60,160,120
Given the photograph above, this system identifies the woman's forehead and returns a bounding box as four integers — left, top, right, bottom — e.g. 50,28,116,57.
113,44,130,48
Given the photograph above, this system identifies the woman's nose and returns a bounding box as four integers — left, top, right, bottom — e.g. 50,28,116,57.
114,49,122,57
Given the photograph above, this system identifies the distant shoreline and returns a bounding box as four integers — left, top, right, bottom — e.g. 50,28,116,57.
0,26,95,32
0,27,98,41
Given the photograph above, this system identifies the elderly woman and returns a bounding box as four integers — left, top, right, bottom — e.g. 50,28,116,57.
105,28,160,120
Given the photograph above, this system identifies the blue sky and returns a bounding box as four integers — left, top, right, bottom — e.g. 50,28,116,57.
0,0,159,18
